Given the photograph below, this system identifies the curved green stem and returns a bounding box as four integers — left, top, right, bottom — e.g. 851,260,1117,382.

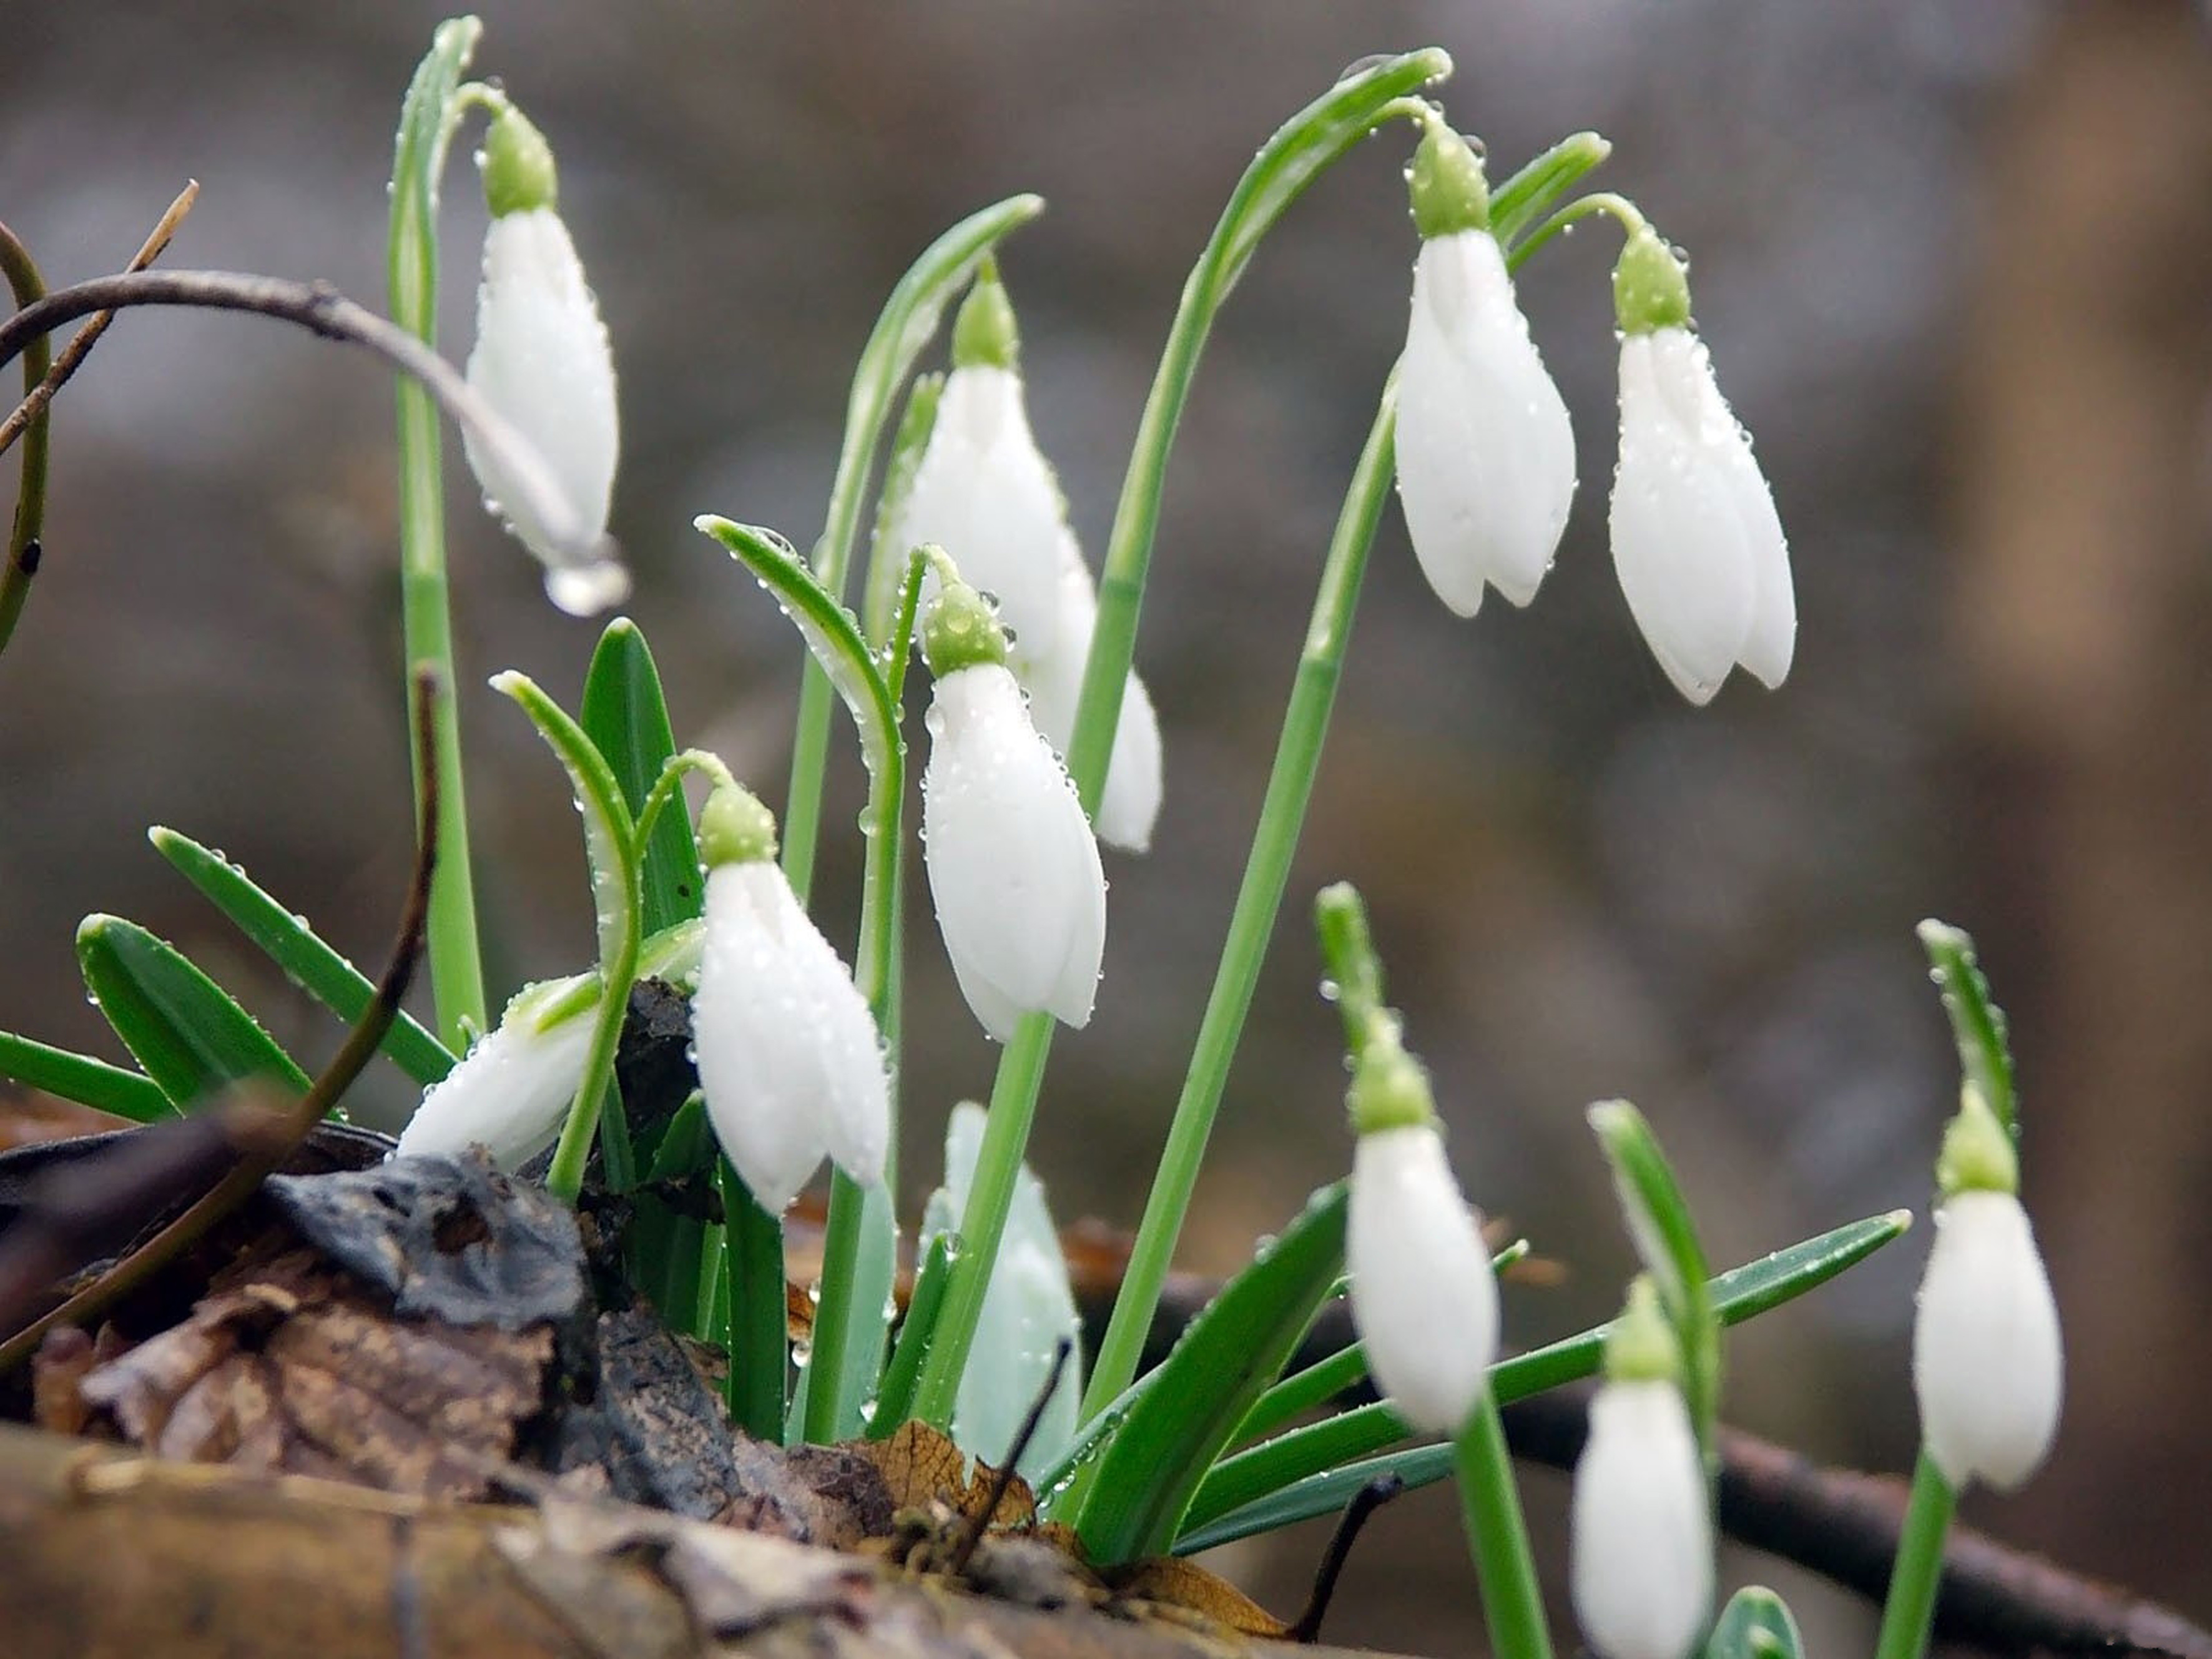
0,221,52,659
1454,1394,1555,1659
1872,1451,1957,1659
389,17,488,1050
1081,380,1399,1419
1505,189,1648,273
778,194,1043,903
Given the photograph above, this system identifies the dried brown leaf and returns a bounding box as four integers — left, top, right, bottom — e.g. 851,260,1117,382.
853,1419,1035,1530
1105,1556,1294,1638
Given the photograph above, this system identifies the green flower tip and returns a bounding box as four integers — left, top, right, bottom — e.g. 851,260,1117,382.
951,255,1021,371
1603,1274,1683,1384
696,781,778,869
1936,1081,2019,1198
1348,1021,1437,1136
1408,116,1490,239
1613,227,1693,335
920,549,1010,676
481,103,558,217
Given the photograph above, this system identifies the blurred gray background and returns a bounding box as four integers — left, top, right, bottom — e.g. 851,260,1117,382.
4,1,2211,1650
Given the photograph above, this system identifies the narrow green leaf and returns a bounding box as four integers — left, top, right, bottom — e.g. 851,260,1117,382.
1175,1209,1910,1550
581,619,705,939
1590,1100,1721,1454
1918,918,2015,1135
76,915,313,1110
150,828,455,1086
0,1031,174,1123
860,372,942,646
1490,130,1612,245
1069,1182,1347,1565
696,518,897,785
1706,1587,1805,1659
869,1230,955,1439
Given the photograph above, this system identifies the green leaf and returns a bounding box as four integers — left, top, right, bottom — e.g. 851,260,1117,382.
695,518,897,787
150,828,455,1086
860,372,941,646
76,915,313,1110
0,1031,174,1123
387,16,478,337
1068,1181,1347,1565
1175,1209,1910,1551
1918,918,2015,1135
581,619,705,940
869,1229,955,1439
1706,1587,1805,1659
1589,1100,1720,1454
1490,130,1612,245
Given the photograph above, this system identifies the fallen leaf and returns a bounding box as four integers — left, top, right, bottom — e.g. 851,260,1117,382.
851,1419,1036,1532
1105,1555,1293,1638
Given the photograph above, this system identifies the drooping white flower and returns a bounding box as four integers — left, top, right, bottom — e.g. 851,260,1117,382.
1013,539,1164,854
461,104,628,617
1911,1083,2062,1492
395,980,595,1170
920,1102,1084,1479
688,783,891,1213
1346,1085,1498,1434
918,563,1106,1041
1570,1280,1713,1659
1607,230,1794,704
1395,123,1576,616
888,262,1066,661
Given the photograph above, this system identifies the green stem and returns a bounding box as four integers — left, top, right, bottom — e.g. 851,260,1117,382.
1453,1393,1555,1659
1872,1450,1957,1659
720,1159,788,1440
0,220,52,659
1081,385,1397,1419
1505,189,1648,275
389,19,488,1049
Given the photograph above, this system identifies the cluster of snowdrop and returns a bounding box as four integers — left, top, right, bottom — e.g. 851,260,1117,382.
388,56,2059,1659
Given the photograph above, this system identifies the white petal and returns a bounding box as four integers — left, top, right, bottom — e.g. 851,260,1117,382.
462,209,622,601
922,1103,1085,1479
1570,1381,1714,1659
395,993,594,1171
1012,553,1164,855
1347,1125,1498,1434
691,862,842,1212
922,664,1108,1040
1913,1189,2063,1491
893,365,1066,660
1610,329,1779,704
1395,231,1578,616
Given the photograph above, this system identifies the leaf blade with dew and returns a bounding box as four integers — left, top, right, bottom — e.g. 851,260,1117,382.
1705,1587,1806,1659
581,619,704,940
1917,918,2016,1136
696,518,897,781
869,1229,956,1439
1066,1181,1349,1565
0,1031,175,1123
75,915,313,1111
489,670,642,1203
1588,1099,1721,1454
1175,1209,1911,1549
149,828,455,1086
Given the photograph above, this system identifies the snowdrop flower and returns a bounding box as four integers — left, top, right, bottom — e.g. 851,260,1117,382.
1344,1022,1498,1435
922,1102,1084,1479
461,103,629,616
688,782,891,1213
396,978,595,1170
888,260,1066,661
1913,1085,2063,1492
919,557,1106,1041
1608,227,1794,703
1394,119,1576,617
1011,536,1164,854
1570,1277,1713,1659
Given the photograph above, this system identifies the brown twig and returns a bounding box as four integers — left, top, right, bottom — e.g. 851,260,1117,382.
1498,1386,2212,1658
0,182,199,461
0,667,441,1374
1286,1474,1403,1644
0,219,52,657
0,268,612,573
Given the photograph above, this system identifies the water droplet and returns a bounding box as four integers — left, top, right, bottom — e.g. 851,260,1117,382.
546,560,631,617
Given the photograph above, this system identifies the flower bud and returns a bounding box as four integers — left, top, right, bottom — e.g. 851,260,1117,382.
1607,232,1794,702
462,104,627,616
689,784,890,1212
395,981,594,1170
